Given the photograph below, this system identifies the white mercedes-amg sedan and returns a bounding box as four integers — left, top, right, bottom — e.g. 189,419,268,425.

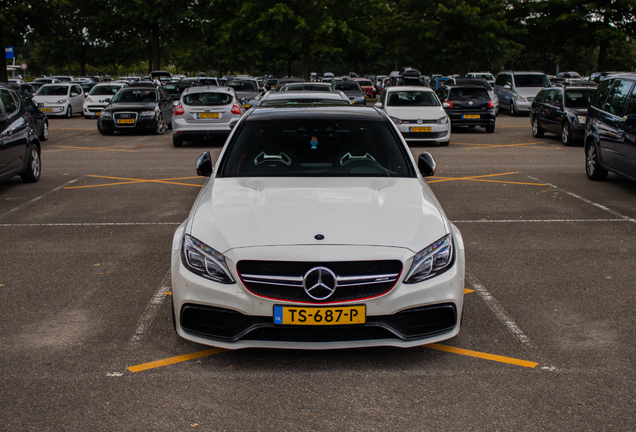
171,105,465,350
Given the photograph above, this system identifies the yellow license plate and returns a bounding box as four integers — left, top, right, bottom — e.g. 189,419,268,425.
116,119,135,124
197,112,219,119
95,111,101,116
242,104,250,108
41,108,53,112
463,114,480,119
274,305,366,325
410,127,431,132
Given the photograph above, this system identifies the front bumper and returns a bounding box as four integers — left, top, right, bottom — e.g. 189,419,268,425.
39,105,69,116
171,237,465,350
99,116,158,131
395,122,451,143
83,103,107,117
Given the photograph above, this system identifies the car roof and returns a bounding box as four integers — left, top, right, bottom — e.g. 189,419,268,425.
246,106,383,122
263,92,346,100
183,86,233,94
386,85,435,92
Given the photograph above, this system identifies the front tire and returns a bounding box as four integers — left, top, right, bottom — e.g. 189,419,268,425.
97,121,114,135
586,141,608,181
153,115,166,135
485,124,495,133
21,146,41,183
65,106,72,118
40,120,49,141
561,122,574,146
532,116,544,138
509,102,516,116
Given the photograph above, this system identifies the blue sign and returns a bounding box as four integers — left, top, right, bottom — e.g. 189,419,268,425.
5,47,14,59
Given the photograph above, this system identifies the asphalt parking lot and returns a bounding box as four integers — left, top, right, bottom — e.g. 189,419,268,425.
1,113,635,431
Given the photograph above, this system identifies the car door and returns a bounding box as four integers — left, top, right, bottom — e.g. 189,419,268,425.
0,89,29,176
159,88,173,123
615,82,636,178
71,85,84,112
543,90,564,134
536,90,554,132
598,79,633,172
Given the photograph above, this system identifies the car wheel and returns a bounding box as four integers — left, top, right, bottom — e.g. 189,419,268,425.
153,115,166,135
173,136,183,147
97,121,114,136
40,120,49,141
532,116,544,138
509,102,516,116
585,141,608,181
439,140,450,146
485,124,495,133
20,146,41,183
561,122,574,146
66,106,72,118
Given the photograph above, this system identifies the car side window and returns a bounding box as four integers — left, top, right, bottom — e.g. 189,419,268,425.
603,80,633,116
544,90,555,104
535,89,548,102
554,91,563,105
625,85,636,116
0,89,18,116
591,79,612,109
495,74,506,86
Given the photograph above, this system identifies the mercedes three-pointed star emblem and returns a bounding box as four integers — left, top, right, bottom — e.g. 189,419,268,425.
303,267,337,300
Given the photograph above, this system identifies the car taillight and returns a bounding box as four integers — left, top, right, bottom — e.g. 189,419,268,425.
445,100,454,108
487,100,494,108
174,104,184,115
231,103,242,115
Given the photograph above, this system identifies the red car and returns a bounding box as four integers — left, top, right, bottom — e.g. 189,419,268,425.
354,78,377,98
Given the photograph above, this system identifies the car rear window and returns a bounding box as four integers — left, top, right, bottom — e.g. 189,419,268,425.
90,86,121,96
565,90,596,108
259,98,351,107
183,92,232,106
334,82,362,91
220,118,412,178
284,84,333,92
357,80,374,86
513,74,550,88
228,81,257,91
448,88,489,100
387,91,440,107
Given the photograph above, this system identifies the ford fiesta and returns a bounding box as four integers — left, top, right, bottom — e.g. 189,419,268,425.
171,106,465,349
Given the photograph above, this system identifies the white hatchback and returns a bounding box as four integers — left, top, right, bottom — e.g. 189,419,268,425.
33,83,84,118
83,82,128,118
375,86,451,146
171,106,465,350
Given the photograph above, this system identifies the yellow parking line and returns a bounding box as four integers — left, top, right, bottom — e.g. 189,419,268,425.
426,344,538,368
464,288,474,294
64,175,203,189
50,127,95,130
127,348,227,373
428,172,545,187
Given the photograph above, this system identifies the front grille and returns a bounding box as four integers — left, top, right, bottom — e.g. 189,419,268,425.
401,119,437,124
113,112,138,127
401,132,446,139
237,260,402,303
180,303,457,343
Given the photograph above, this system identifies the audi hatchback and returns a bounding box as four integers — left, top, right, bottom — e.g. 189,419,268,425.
171,106,465,350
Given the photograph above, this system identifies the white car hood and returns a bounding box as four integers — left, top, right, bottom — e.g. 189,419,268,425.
189,177,447,254
33,95,70,103
516,87,543,99
385,106,446,120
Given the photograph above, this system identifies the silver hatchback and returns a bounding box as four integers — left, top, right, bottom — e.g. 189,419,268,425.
171,86,245,147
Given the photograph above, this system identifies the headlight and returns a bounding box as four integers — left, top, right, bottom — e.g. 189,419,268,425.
355,96,365,102
100,111,111,117
140,110,155,117
182,234,234,284
404,234,454,284
577,115,586,124
513,94,527,102
56,99,67,104
86,97,93,103
437,116,448,125
389,116,403,125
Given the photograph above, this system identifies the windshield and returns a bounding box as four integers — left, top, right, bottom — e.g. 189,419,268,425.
183,92,232,106
514,74,550,88
228,81,257,91
387,90,440,106
284,84,333,92
334,82,362,91
220,118,411,178
565,89,597,108
260,99,351,107
37,85,70,96
357,80,374,87
111,89,158,103
198,78,218,86
90,85,121,96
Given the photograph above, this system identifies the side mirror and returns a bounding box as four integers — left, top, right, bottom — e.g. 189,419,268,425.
503,84,511,89
623,114,636,126
443,102,451,108
374,102,383,108
196,150,213,177
418,152,437,177
71,92,78,97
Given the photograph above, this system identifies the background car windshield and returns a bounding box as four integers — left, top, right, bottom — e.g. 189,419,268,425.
387,91,440,106
37,86,69,96
183,92,232,105
284,84,332,92
229,81,257,91
198,78,218,86
565,90,597,108
449,88,489,99
220,118,412,178
112,89,157,103
259,99,351,107
334,82,362,91
357,80,374,86
514,74,550,87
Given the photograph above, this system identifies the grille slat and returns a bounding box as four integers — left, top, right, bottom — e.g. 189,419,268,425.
237,260,402,303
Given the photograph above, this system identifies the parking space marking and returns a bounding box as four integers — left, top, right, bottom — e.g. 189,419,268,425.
47,144,147,153
454,142,560,150
131,270,172,345
64,175,203,189
425,344,538,368
0,177,81,220
127,348,227,373
454,218,635,223
428,172,546,186
49,127,96,131
466,271,535,348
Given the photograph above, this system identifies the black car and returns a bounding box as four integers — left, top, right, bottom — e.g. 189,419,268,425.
4,81,35,95
19,92,49,142
436,85,496,132
333,81,366,105
531,83,597,146
97,85,174,135
164,81,193,101
0,86,41,183
585,73,636,182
